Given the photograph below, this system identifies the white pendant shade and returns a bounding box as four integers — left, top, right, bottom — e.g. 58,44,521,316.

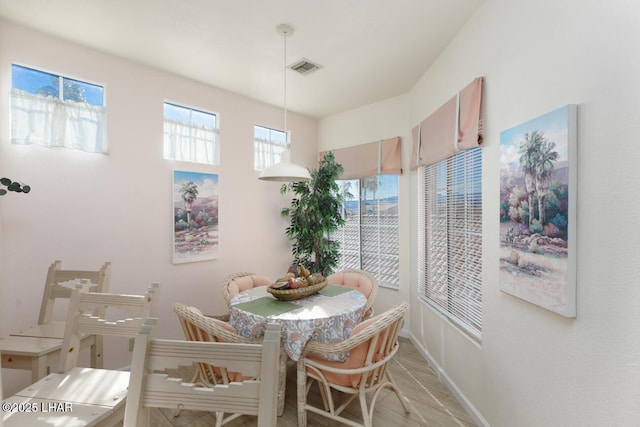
259,150,311,182
258,24,311,183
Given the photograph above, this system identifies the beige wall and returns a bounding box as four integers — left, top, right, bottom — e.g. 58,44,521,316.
321,0,640,425
0,20,317,394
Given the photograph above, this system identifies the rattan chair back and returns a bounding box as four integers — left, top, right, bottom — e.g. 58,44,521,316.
221,272,272,306
172,302,263,427
325,269,379,318
297,301,410,427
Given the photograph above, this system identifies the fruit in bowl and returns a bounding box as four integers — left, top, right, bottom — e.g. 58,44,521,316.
269,265,324,291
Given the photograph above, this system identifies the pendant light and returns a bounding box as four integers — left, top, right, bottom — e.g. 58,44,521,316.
259,24,311,182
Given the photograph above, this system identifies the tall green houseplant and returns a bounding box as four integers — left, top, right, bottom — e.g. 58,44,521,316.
280,152,345,277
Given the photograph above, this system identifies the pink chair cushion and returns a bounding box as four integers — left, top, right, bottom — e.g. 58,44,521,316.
228,275,271,299
190,307,249,383
307,313,386,388
326,271,374,299
209,319,249,383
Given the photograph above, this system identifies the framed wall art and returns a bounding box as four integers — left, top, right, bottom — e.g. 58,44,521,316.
499,105,577,317
172,170,219,264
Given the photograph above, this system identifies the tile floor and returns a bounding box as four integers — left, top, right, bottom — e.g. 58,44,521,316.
150,337,476,426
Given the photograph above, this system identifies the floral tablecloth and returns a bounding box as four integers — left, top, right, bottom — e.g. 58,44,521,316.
229,285,367,361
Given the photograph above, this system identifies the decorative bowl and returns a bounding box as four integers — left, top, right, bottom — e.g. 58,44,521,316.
266,281,327,301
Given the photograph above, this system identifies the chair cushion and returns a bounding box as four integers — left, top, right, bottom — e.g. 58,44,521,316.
228,275,272,299
210,320,249,383
326,271,374,299
190,307,249,383
307,314,381,388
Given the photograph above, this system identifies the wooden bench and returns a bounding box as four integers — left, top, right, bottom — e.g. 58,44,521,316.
2,280,159,427
124,320,281,427
1,260,111,382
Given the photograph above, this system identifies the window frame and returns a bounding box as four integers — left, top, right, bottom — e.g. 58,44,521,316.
11,63,105,106
418,147,483,340
10,63,108,153
163,101,220,165
253,124,288,171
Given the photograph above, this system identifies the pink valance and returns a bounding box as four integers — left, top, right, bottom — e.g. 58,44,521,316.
457,77,484,150
415,77,484,167
320,137,402,180
419,96,458,167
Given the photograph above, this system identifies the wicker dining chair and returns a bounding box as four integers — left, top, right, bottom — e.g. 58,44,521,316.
296,302,410,427
325,269,379,319
205,272,271,321
222,272,272,306
172,302,264,427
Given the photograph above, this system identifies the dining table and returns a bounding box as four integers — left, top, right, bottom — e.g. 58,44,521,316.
228,283,367,414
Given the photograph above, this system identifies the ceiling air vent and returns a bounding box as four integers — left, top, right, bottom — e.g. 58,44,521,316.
289,58,323,75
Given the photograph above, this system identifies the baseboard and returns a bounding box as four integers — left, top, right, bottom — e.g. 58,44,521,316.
399,327,411,339
407,332,491,427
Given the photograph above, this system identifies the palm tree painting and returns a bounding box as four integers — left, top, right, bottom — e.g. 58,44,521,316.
173,170,219,263
499,105,577,317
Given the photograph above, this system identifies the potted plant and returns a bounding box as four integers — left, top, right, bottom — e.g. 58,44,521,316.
280,152,345,277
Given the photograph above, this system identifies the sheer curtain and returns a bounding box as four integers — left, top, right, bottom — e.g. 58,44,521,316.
164,119,220,165
254,136,286,170
11,88,108,153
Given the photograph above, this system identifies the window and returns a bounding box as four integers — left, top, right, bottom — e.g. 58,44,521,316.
11,64,107,153
164,102,219,165
418,147,482,339
334,175,400,288
254,125,287,170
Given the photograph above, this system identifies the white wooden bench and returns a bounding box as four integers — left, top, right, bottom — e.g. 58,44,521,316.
124,319,281,427
1,260,111,381
2,280,159,427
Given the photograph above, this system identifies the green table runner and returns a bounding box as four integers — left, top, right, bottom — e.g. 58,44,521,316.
233,297,299,317
319,284,353,297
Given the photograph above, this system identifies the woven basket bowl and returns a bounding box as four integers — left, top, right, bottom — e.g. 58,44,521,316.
266,280,327,301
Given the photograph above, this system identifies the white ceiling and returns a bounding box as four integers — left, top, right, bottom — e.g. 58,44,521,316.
0,0,482,118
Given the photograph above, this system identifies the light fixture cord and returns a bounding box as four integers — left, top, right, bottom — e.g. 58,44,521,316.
283,29,288,147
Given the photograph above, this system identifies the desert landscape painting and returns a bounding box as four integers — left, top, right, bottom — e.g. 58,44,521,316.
172,170,219,263
499,105,577,317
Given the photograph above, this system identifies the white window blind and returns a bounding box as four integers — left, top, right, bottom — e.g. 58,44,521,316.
164,102,219,165
418,147,482,339
334,175,400,288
